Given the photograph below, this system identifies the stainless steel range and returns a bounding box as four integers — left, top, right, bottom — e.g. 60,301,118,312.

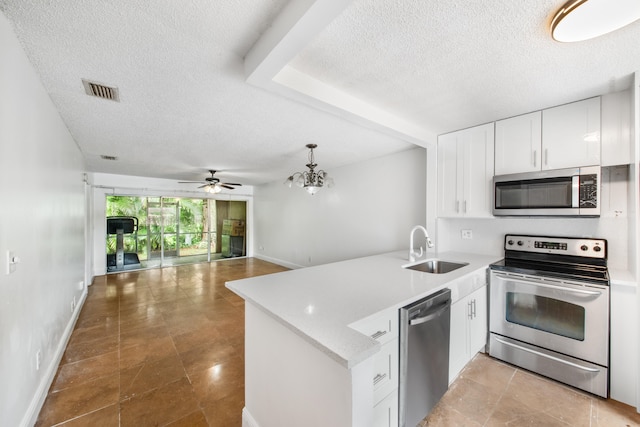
488,234,609,397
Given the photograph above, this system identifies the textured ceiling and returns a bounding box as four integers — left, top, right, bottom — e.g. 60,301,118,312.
1,0,639,185
289,0,640,135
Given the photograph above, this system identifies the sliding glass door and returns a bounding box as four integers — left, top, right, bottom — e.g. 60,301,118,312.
105,196,246,271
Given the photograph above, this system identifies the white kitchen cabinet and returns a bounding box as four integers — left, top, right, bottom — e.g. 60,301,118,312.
350,308,399,427
373,388,398,427
601,90,632,166
494,97,601,174
541,97,601,170
437,123,494,218
494,111,542,175
449,285,487,383
609,280,638,406
373,338,399,404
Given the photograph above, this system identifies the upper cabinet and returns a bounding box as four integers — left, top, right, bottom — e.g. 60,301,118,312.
601,90,632,166
494,97,601,175
438,123,494,218
495,111,541,174
542,97,601,170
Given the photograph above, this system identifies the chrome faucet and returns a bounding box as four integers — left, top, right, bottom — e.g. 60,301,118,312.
409,225,434,262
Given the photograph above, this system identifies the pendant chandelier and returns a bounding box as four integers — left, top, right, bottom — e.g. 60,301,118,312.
284,144,334,195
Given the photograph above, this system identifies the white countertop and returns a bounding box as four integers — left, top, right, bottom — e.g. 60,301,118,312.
226,250,499,369
609,268,637,287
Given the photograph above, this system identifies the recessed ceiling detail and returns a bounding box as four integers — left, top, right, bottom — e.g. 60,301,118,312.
82,79,120,102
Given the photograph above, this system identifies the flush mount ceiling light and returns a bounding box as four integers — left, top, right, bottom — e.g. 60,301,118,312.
551,0,640,42
284,144,334,195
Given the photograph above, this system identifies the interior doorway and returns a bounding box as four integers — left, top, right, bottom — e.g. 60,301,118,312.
105,195,247,271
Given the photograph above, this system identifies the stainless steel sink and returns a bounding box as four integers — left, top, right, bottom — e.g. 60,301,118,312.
403,259,469,274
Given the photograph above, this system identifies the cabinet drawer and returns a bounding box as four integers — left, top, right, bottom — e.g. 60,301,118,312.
350,309,399,345
374,338,399,403
373,389,398,427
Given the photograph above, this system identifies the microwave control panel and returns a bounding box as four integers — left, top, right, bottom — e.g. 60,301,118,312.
579,174,598,208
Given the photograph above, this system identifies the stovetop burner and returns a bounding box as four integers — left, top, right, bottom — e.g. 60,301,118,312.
489,234,609,285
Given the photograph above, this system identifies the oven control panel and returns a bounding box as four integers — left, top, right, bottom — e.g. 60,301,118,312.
504,235,606,258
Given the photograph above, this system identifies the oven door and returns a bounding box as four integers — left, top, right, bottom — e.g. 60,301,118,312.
489,271,609,366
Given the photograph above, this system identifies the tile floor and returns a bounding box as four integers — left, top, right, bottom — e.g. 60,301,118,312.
36,258,640,426
36,258,288,427
423,353,640,426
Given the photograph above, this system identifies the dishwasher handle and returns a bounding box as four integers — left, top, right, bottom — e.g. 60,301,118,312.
408,301,450,326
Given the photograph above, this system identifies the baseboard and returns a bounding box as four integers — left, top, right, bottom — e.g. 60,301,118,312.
22,286,88,427
253,254,304,270
242,407,261,427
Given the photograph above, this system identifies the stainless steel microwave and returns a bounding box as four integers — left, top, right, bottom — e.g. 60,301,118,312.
493,166,600,217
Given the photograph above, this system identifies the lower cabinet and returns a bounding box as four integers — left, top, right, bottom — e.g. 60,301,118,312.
373,338,399,404
449,286,488,383
350,309,399,427
373,389,398,427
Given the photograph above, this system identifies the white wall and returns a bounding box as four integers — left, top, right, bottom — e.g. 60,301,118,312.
253,147,427,268
90,172,254,276
0,13,86,427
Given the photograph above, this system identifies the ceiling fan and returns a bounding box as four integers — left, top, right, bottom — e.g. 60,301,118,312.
179,170,242,193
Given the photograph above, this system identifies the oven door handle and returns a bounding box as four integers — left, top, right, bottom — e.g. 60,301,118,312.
494,337,600,373
493,273,603,296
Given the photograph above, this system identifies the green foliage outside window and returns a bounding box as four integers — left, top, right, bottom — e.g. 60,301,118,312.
106,196,212,259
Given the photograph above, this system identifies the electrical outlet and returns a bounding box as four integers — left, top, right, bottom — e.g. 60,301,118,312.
36,350,42,371
461,229,473,239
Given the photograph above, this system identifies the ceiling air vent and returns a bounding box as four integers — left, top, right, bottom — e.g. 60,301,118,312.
82,79,120,102
100,155,118,161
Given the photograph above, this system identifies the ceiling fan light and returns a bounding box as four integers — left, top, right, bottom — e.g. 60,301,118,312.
551,0,640,42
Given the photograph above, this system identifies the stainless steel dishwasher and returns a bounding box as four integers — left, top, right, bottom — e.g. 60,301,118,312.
399,288,451,427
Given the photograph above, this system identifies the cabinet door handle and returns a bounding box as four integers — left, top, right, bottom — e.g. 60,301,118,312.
463,200,467,213
370,330,387,340
544,148,548,166
533,150,537,167
467,301,473,319
455,200,460,213
373,373,387,385
472,299,477,319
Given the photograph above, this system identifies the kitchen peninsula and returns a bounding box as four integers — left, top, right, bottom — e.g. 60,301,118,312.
227,250,498,427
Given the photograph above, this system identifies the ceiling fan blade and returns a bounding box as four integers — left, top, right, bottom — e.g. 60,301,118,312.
178,181,206,184
222,182,242,186
220,184,236,190
197,184,209,188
